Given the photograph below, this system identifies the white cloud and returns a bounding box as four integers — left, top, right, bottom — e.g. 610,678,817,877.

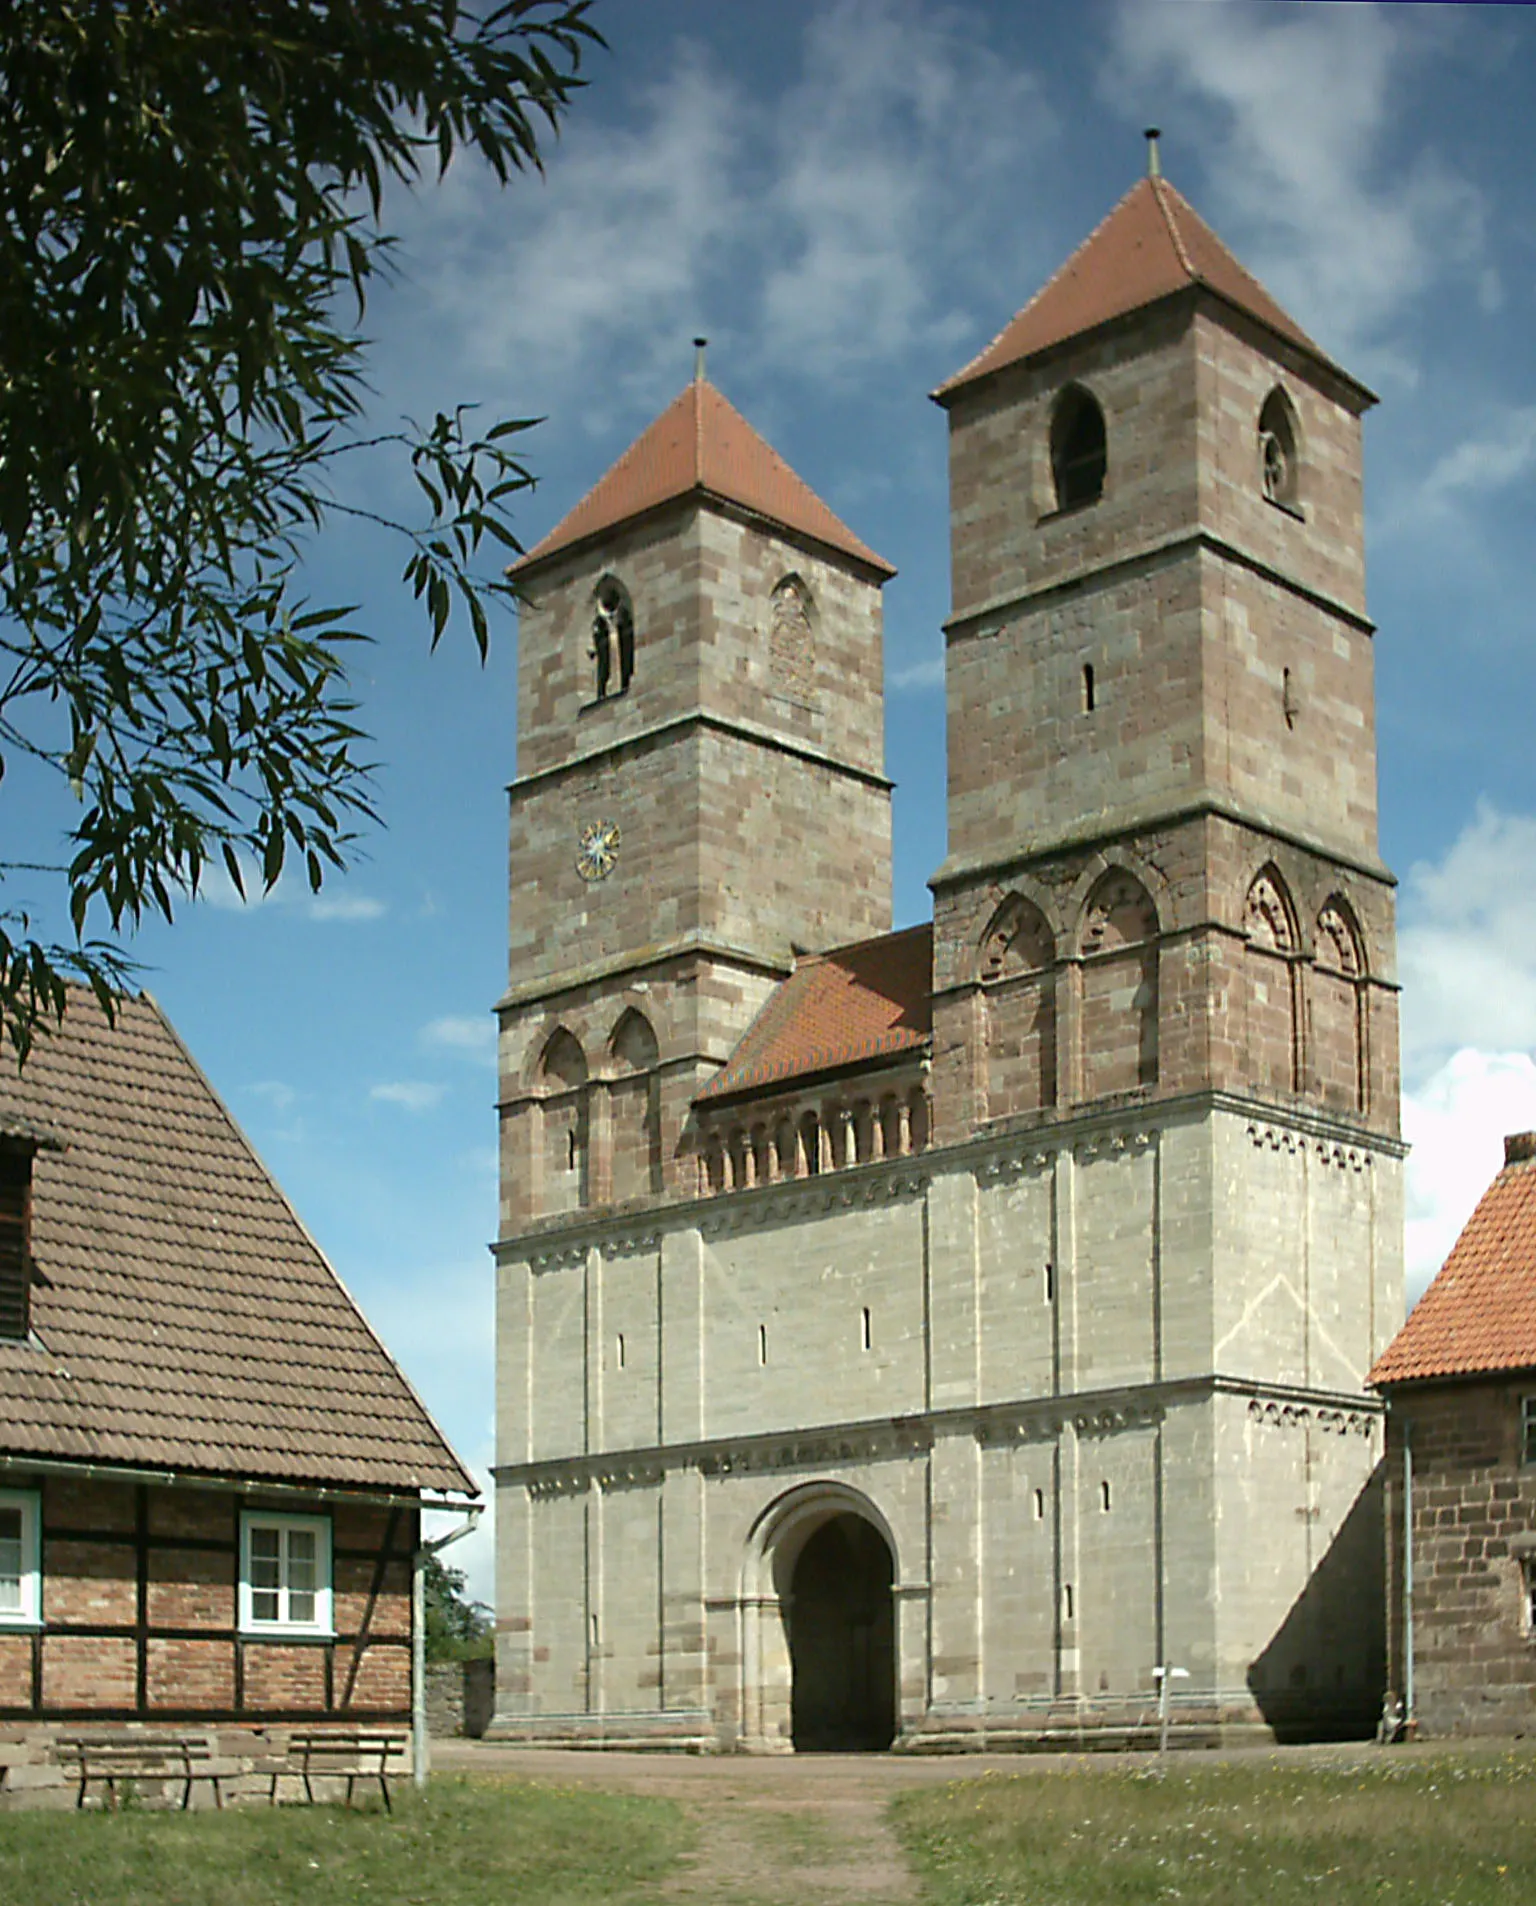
1398,802,1536,1076
370,1080,446,1112
1104,1,1484,362
308,892,387,923
1395,803,1536,1304
756,0,1049,374
249,1080,298,1113
381,45,741,420
890,655,945,692
194,859,385,923
374,0,1051,424
1415,406,1536,512
421,1014,497,1062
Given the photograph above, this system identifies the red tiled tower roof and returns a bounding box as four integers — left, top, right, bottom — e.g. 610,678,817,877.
514,376,894,578
934,175,1365,403
1370,1135,1536,1387
697,924,932,1104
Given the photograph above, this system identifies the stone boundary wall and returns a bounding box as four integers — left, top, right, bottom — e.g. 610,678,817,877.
426,1659,494,1739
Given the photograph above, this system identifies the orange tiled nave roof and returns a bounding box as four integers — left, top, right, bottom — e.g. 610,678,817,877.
698,924,932,1105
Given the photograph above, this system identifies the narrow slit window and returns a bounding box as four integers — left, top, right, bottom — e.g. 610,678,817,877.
1033,1488,1045,1522
1063,1583,1074,1621
567,1127,577,1171
616,1332,626,1370
1100,1479,1111,1513
861,1306,872,1352
1083,663,1095,713
590,1613,599,1647
757,1323,767,1366
1044,1262,1054,1305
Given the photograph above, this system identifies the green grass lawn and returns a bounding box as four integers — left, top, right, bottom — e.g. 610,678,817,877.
0,1775,691,1906
891,1750,1536,1906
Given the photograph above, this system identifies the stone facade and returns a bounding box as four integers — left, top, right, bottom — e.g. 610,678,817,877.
492,194,1404,1749
1383,1380,1536,1736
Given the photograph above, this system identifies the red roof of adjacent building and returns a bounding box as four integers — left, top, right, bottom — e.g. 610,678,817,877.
934,175,1361,403
1371,1135,1536,1387
514,376,894,578
697,924,932,1104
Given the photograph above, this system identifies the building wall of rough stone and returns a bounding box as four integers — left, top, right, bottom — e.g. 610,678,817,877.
493,1104,1399,1745
941,300,1376,885
1382,1378,1536,1737
929,814,1399,1153
495,225,1400,1752
514,502,886,785
945,299,1367,636
501,496,893,1233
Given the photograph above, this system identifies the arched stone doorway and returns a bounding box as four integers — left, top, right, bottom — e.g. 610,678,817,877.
738,1483,899,1754
788,1512,896,1751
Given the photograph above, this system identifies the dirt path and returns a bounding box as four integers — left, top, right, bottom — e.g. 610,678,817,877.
431,1745,970,1903
430,1737,1418,1905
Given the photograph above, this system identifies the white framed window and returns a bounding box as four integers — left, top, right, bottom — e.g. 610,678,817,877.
0,1488,41,1626
239,1511,332,1636
1522,1395,1536,1468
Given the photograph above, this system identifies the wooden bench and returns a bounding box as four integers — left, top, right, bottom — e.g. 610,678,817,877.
269,1730,406,1811
58,1733,224,1810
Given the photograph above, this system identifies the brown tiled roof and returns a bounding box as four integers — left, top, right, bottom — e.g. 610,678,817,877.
514,375,894,578
935,175,1347,402
1370,1140,1536,1387
0,991,475,1496
697,925,932,1104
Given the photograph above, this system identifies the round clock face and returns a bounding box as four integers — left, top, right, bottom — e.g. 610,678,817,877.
576,818,621,882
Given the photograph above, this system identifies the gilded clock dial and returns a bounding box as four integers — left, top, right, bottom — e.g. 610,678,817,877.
576,818,621,882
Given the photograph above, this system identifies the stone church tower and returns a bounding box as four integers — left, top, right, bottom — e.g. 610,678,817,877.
491,161,1404,1751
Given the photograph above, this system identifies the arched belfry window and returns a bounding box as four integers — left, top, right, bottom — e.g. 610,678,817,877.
1258,388,1300,510
590,576,634,701
1050,385,1107,511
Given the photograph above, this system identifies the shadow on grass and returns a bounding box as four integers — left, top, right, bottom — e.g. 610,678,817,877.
0,1774,692,1906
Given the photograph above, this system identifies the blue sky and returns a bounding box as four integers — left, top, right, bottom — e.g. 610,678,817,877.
21,1,1536,1597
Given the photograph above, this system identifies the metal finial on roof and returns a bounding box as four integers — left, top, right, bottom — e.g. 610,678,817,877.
693,336,708,383
1144,128,1162,179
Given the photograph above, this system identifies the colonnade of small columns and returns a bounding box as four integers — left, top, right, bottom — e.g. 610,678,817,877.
699,1085,930,1195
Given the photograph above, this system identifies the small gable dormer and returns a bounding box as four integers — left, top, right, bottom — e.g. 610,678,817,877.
0,1139,34,1342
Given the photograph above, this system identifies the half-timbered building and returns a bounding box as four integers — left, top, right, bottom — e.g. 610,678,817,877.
0,989,475,1800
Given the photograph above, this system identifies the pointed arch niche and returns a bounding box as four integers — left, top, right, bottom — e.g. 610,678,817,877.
1310,897,1368,1113
1242,866,1300,1096
607,1007,662,1202
768,574,815,701
978,893,1056,1120
538,1028,589,1214
1077,870,1158,1099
